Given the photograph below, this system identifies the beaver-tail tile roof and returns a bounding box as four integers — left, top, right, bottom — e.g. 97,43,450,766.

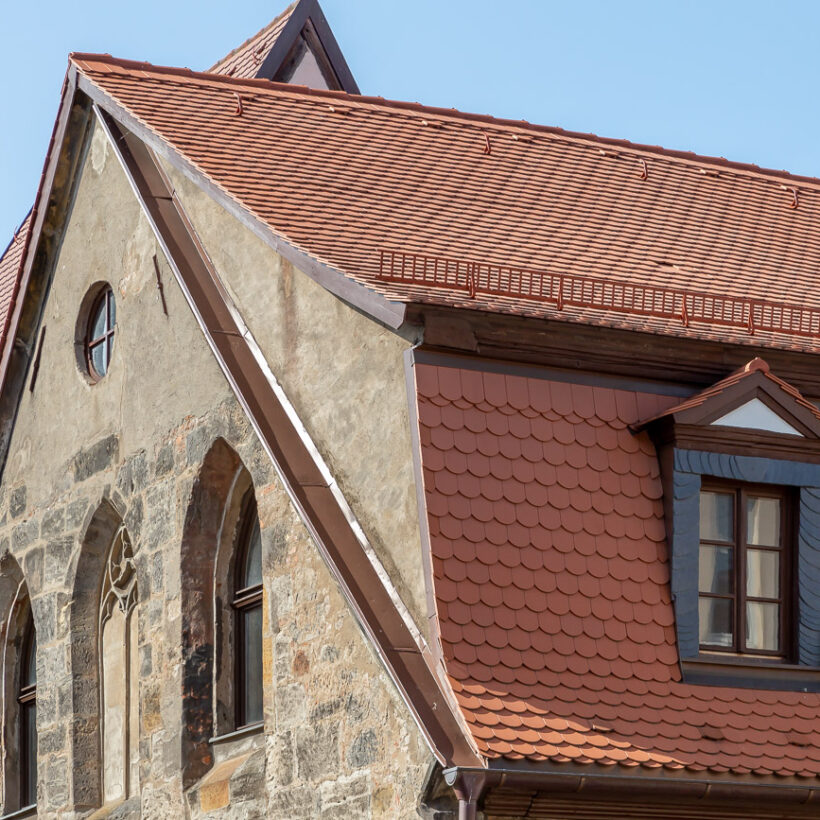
415,361,820,777
73,54,820,352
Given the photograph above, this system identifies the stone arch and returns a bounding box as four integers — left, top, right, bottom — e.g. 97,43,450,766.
0,552,33,813
180,437,257,786
68,497,126,811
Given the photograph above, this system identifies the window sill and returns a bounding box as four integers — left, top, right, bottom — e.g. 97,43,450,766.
682,656,820,692
209,722,264,746
1,805,36,820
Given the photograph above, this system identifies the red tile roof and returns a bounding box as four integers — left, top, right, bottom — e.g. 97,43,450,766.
208,2,297,78
415,361,820,778
0,213,31,354
73,54,820,352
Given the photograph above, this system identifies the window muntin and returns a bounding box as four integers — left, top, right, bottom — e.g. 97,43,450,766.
86,285,116,379
233,494,263,728
698,485,790,658
19,614,36,808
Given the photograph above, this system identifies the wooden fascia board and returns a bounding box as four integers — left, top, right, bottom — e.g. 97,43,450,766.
96,110,481,768
258,0,360,93
73,73,405,331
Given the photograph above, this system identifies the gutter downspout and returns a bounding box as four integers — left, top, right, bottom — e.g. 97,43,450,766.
444,769,488,820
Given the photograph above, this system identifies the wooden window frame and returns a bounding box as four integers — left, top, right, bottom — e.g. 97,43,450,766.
699,480,794,661
232,492,263,730
86,285,116,381
18,615,36,809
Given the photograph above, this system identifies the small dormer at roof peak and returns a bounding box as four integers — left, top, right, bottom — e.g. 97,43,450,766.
208,0,359,93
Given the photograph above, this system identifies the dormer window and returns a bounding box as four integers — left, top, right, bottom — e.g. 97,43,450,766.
698,483,791,658
636,357,820,689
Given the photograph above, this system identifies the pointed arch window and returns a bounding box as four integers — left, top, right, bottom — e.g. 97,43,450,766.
233,492,263,728
99,525,139,806
18,612,36,809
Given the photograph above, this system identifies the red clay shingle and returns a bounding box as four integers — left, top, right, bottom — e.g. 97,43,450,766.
72,55,820,352
0,213,31,354
416,362,820,778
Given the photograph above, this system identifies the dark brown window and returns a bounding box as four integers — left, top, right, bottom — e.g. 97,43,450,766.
233,492,263,728
86,285,116,379
699,484,791,658
19,613,37,808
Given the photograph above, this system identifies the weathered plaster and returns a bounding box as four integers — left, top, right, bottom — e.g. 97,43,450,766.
0,120,433,818
160,160,430,636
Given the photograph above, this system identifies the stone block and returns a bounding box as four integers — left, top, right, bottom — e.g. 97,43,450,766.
348,728,377,769
44,536,74,586
41,506,65,539
23,546,44,595
186,426,212,467
269,730,294,787
276,683,307,730
154,442,174,477
9,485,26,518
319,772,370,819
72,434,119,482
13,518,38,551
295,720,339,782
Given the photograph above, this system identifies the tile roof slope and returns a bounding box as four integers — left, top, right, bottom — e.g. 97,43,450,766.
415,361,820,778
208,2,297,77
74,55,820,352
0,213,32,354
637,357,820,427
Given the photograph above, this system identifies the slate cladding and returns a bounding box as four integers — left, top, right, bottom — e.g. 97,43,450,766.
415,362,820,777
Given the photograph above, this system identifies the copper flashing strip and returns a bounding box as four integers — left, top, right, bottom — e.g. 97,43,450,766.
74,73,406,332
95,108,480,768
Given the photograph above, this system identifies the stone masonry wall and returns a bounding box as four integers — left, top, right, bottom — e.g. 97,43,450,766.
0,118,434,818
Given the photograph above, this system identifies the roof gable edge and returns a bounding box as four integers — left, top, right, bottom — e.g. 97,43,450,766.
74,72,405,330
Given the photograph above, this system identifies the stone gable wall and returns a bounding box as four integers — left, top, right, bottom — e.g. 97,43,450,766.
0,119,432,818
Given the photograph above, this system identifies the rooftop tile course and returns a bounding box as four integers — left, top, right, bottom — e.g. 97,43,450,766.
73,55,820,352
415,361,820,777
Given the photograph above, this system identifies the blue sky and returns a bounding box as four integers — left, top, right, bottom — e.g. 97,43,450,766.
2,0,820,242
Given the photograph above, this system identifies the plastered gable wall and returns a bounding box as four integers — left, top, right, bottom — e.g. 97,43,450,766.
0,120,431,818
159,159,429,635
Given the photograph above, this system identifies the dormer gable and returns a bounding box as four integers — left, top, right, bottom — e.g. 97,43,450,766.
636,358,820,462
209,0,358,92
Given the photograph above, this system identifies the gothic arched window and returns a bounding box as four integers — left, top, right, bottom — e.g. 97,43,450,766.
99,525,139,806
18,613,36,809
233,492,263,728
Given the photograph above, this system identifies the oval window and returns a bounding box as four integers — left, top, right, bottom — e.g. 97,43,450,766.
86,285,116,379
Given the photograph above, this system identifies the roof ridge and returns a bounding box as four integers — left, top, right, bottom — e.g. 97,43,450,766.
207,1,298,73
71,52,820,193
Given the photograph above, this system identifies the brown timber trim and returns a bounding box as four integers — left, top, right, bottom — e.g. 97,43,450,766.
410,305,820,398
655,422,820,463
75,74,405,331
258,0,360,92
0,66,94,481
97,110,480,767
445,764,820,819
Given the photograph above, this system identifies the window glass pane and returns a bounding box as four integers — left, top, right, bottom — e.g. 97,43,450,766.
699,545,733,594
243,518,263,589
699,597,733,647
23,701,36,806
746,496,781,547
242,604,263,725
746,601,780,651
746,549,779,599
107,291,116,328
90,297,107,340
91,342,107,377
699,492,733,542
